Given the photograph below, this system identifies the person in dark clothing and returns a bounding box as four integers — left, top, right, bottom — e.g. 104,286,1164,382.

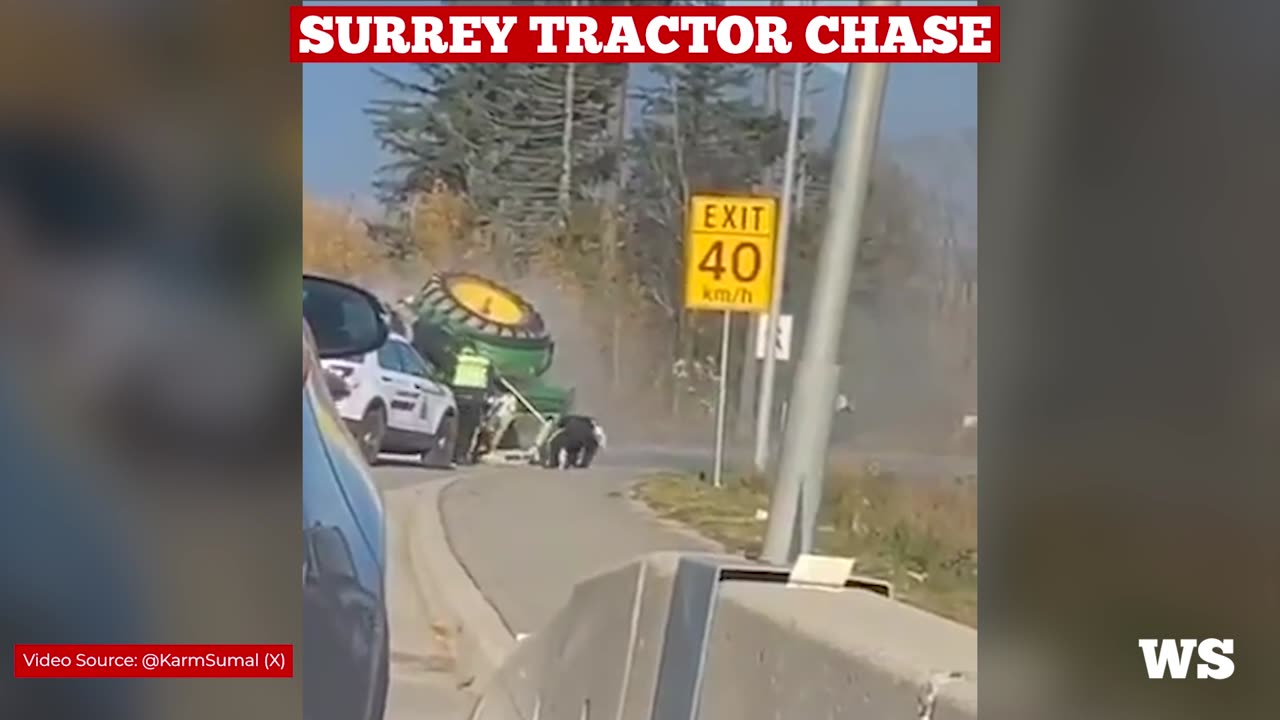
544,414,600,469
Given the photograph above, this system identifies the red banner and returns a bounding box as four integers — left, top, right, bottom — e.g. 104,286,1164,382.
290,5,1000,63
13,644,294,678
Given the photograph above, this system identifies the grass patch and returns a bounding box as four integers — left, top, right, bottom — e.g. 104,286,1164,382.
634,467,977,627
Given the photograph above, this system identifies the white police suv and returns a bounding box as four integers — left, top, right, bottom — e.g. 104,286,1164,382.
321,334,459,467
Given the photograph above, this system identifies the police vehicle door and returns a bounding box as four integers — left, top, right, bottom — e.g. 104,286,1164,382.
376,341,424,434
392,340,448,434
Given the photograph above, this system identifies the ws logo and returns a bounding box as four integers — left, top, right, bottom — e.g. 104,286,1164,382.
1139,639,1234,679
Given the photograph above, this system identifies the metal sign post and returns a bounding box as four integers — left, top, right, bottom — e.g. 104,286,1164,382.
760,30,896,565
754,58,807,475
711,311,732,488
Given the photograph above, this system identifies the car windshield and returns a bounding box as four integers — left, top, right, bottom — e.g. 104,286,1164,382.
303,279,381,355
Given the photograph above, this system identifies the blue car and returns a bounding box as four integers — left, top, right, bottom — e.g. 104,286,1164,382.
303,275,392,720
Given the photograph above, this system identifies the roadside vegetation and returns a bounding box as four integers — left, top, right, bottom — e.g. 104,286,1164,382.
634,467,977,627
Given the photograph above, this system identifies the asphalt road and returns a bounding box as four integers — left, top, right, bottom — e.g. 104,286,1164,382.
429,463,719,636
369,453,708,719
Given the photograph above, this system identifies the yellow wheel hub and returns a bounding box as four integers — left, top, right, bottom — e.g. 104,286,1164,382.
447,276,527,325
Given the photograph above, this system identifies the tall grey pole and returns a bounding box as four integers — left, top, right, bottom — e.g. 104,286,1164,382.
711,310,732,489
753,59,807,474
759,27,895,565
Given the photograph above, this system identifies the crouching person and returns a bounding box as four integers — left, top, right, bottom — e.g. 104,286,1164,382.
544,415,604,469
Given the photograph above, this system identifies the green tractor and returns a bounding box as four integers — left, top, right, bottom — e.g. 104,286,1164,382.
407,272,574,463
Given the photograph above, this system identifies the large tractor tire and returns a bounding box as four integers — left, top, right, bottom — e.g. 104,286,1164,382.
413,273,558,382
417,272,549,342
412,272,575,416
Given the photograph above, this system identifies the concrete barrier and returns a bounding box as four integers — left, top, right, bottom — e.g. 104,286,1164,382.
471,552,976,720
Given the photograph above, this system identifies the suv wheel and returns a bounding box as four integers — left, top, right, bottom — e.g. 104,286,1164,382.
421,413,457,469
359,405,386,465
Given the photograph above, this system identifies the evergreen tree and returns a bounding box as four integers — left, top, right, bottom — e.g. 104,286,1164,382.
624,63,787,319
367,61,623,274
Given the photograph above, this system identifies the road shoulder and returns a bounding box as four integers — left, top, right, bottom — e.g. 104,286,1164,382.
381,476,484,718
404,473,517,689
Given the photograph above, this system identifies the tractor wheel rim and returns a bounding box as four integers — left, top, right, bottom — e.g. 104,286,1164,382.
444,275,529,326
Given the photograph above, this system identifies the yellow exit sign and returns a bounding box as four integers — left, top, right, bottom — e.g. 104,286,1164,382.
684,194,778,312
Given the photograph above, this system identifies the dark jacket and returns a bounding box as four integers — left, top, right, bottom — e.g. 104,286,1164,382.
556,415,597,443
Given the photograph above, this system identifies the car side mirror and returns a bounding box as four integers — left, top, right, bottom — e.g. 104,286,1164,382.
304,525,358,583
303,275,389,360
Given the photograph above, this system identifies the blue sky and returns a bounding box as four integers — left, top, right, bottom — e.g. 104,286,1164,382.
302,1,977,201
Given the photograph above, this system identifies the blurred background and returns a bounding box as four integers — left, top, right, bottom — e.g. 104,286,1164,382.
0,2,300,718
982,1,1280,718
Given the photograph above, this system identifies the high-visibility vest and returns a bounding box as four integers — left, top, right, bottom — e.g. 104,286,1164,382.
453,352,491,389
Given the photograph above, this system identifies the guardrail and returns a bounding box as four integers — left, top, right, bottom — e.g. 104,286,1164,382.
469,552,976,720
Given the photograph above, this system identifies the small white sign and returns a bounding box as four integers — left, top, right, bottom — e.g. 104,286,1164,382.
787,553,856,590
754,313,793,361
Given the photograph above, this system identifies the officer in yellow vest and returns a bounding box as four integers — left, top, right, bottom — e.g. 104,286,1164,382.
450,345,495,464
452,347,493,391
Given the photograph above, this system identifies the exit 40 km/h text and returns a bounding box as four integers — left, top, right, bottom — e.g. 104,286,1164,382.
684,194,777,313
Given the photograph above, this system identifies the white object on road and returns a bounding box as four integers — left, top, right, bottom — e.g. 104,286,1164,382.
754,508,769,521
321,333,457,458
962,414,978,429
754,313,793,362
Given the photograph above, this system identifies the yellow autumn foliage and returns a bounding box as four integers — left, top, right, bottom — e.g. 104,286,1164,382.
407,181,475,265
302,196,384,280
